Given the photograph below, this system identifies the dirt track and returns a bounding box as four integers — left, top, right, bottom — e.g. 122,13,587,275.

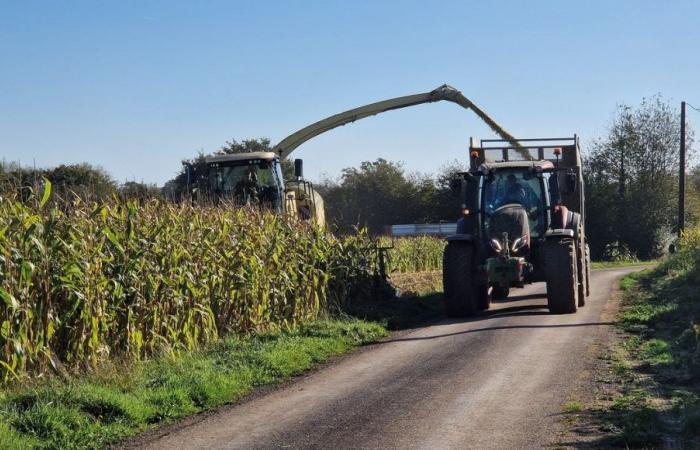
137,268,639,450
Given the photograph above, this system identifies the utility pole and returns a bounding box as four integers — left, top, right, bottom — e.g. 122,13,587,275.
679,101,686,238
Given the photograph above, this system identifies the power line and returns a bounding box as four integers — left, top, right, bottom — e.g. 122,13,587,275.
687,102,700,112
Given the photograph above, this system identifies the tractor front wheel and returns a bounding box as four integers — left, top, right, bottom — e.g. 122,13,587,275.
443,241,478,317
544,239,579,314
476,284,490,311
491,286,510,301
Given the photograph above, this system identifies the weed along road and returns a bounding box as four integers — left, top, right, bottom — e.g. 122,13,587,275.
137,267,640,450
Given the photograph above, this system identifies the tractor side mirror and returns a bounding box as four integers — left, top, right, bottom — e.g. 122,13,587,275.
548,172,561,204
294,159,304,179
449,178,462,196
563,171,578,193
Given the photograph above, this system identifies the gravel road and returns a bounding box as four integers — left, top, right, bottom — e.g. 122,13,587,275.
139,267,639,450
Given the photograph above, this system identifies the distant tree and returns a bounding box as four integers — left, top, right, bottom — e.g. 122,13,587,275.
318,158,450,234
0,161,42,200
120,181,160,201
432,159,471,221
45,163,117,199
584,95,695,259
220,138,272,154
0,162,117,201
685,166,700,228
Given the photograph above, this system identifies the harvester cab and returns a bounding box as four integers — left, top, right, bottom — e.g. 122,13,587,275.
186,153,325,227
443,137,590,316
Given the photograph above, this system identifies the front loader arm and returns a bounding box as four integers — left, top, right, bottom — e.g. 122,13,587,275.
272,84,528,159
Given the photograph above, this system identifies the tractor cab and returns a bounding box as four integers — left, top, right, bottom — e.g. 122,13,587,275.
184,152,325,227
205,152,285,211
482,164,550,240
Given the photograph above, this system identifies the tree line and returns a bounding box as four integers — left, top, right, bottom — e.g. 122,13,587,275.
0,161,160,202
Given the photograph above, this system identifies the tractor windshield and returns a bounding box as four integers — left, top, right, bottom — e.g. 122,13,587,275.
482,169,546,237
208,160,283,209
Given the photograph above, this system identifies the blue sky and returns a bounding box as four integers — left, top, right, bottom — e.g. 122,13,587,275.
1,1,698,185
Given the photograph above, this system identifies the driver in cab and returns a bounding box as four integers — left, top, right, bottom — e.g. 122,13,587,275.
235,166,260,203
500,174,527,206
494,174,540,215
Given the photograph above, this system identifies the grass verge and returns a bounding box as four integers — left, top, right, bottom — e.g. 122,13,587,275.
564,261,700,448
590,260,656,270
0,319,388,449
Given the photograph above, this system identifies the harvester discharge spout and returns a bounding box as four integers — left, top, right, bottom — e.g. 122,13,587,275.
272,84,528,159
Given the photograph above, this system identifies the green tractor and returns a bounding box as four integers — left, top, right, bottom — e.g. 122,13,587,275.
443,137,590,316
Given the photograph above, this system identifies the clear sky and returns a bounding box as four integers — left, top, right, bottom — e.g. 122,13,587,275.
1,1,698,185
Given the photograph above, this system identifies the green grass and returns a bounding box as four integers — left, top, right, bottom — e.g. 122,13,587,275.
0,319,388,449
606,389,665,446
571,234,700,447
563,400,584,413
591,260,656,270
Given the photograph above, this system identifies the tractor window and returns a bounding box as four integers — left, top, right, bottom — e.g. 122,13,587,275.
482,170,546,237
208,161,281,207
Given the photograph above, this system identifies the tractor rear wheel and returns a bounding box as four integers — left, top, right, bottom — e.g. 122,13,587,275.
576,224,586,306
491,286,510,300
545,239,579,314
443,241,478,317
585,243,592,297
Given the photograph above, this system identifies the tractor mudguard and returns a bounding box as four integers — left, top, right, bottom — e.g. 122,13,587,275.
552,207,582,239
446,234,476,243
566,212,582,238
455,214,478,235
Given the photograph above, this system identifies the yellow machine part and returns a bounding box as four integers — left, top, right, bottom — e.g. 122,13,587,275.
285,181,325,228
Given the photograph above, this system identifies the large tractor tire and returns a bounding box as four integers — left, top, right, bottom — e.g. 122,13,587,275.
544,239,579,314
575,224,587,307
476,284,490,311
443,241,478,317
585,243,592,297
491,286,510,301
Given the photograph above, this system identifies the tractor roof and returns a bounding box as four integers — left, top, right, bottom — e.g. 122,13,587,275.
470,136,581,172
205,152,278,164
481,160,555,170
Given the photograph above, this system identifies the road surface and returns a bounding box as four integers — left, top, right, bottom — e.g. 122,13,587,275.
138,267,637,450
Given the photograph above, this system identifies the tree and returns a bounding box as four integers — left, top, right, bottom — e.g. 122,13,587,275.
45,163,117,200
686,166,700,227
584,95,695,259
316,158,467,234
120,181,160,201
433,159,471,221
0,162,118,201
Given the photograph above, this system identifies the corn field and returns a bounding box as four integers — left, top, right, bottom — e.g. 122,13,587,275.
383,236,445,273
0,184,378,381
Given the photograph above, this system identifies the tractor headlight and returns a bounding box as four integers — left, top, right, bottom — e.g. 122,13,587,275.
490,238,503,253
511,236,528,253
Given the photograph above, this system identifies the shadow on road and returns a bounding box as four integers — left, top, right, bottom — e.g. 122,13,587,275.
482,304,550,317
500,293,548,302
379,312,614,343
